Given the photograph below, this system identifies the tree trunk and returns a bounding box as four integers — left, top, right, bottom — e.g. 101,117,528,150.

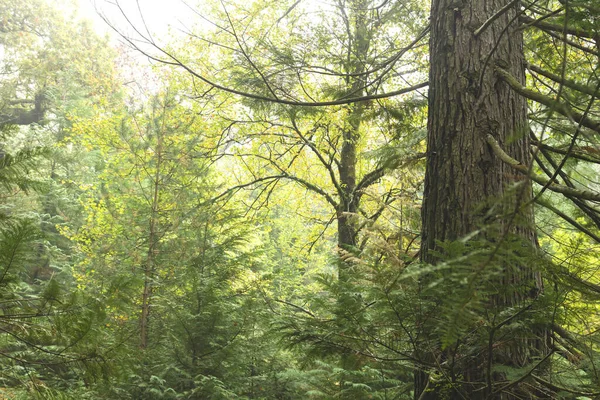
335,0,370,379
337,0,370,272
416,0,548,398
140,121,163,349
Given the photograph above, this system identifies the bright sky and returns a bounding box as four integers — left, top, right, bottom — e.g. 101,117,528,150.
73,0,200,97
77,0,194,39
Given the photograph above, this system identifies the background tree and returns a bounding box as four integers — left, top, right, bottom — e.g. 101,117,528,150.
0,0,121,394
106,0,428,260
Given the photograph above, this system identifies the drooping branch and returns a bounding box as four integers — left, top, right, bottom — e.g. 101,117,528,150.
208,170,339,210
520,15,598,40
474,0,519,37
533,375,600,398
528,27,599,57
530,130,600,230
281,173,339,209
149,44,429,106
527,63,600,98
289,118,344,198
220,0,279,100
354,152,425,205
205,175,287,205
234,141,340,209
540,167,600,231
530,139,600,164
535,198,600,243
496,67,600,134
486,134,600,202
559,267,600,296
492,351,554,397
106,2,428,107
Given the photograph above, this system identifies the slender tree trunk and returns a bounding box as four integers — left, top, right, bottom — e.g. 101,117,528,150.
336,104,361,261
337,0,370,269
335,0,370,380
140,123,163,349
416,0,547,398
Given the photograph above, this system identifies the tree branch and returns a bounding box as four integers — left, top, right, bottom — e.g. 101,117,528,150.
527,63,600,98
105,5,428,107
355,152,425,197
535,198,600,243
496,67,600,134
530,140,600,164
486,134,600,202
520,15,598,40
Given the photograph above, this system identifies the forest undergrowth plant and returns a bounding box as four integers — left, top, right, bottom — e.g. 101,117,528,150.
0,124,106,396
277,182,600,399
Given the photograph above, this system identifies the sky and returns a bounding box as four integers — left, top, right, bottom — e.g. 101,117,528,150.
72,0,200,97
76,0,194,39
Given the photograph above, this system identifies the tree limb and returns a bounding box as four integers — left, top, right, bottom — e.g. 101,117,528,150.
527,63,600,98
105,4,428,107
496,67,600,134
486,134,600,202
520,15,598,40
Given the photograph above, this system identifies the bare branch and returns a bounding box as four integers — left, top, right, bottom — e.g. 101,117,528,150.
474,0,519,37
530,140,600,164
103,5,428,106
535,198,600,243
355,152,425,196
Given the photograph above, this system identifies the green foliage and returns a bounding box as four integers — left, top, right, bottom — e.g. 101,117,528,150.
0,147,49,194
0,0,599,399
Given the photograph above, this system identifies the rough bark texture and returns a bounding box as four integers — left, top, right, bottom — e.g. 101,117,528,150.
422,0,532,250
416,0,547,398
336,102,363,260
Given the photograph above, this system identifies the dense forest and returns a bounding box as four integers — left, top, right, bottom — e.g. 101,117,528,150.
0,0,599,398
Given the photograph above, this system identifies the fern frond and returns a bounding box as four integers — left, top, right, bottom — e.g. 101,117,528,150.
0,147,49,193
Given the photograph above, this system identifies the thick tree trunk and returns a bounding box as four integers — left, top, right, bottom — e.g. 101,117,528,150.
416,0,547,398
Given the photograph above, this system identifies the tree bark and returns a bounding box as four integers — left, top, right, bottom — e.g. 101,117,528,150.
336,0,370,268
416,0,548,398
335,1,371,381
